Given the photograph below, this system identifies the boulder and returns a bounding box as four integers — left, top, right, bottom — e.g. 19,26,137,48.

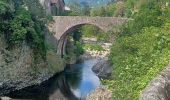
92,59,112,79
0,97,11,100
87,86,112,100
140,65,170,100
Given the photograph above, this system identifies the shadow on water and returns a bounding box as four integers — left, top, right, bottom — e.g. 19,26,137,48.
65,64,82,89
6,59,100,100
6,72,78,100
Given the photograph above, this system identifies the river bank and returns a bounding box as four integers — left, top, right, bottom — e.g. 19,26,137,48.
4,59,101,100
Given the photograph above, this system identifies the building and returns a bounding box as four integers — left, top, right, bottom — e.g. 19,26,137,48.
51,0,65,15
39,0,68,15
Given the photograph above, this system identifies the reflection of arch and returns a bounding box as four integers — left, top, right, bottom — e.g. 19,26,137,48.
48,16,129,56
7,72,78,100
57,24,105,56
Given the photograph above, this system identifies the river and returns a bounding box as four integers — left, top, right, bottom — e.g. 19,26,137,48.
7,59,100,100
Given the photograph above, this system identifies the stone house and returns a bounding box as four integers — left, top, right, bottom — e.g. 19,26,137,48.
39,0,66,15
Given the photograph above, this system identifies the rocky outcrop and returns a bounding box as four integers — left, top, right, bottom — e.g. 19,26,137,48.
87,86,112,100
140,64,170,100
92,59,112,79
0,35,65,95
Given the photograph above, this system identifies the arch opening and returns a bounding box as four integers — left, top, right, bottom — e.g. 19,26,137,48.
57,23,108,58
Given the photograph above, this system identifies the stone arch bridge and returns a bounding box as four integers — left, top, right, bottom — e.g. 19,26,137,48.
48,16,129,56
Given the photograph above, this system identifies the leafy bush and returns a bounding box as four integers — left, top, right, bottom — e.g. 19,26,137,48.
109,22,170,100
75,41,84,56
10,8,32,44
94,1,170,100
0,0,47,59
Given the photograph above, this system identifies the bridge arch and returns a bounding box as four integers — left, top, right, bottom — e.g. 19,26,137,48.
57,23,106,56
48,16,129,56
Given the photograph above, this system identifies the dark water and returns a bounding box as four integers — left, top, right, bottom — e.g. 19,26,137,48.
7,59,100,100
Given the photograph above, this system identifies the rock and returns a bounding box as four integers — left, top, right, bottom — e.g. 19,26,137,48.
87,86,112,100
78,53,93,62
0,97,11,100
140,64,170,100
0,36,65,95
92,59,112,79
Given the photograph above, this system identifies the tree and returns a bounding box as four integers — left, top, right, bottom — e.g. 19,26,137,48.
80,1,91,16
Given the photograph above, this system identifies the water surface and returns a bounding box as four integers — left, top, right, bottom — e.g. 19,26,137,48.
7,59,100,100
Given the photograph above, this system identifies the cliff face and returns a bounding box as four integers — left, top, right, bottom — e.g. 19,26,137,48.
0,0,66,95
0,36,34,94
0,36,65,95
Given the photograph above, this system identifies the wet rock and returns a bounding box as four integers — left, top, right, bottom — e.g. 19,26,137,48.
87,86,112,100
92,59,112,79
140,65,170,100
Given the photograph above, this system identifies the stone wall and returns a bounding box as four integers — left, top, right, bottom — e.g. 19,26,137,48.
140,64,170,100
48,16,129,56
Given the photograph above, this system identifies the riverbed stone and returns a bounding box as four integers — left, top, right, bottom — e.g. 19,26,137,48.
87,86,112,100
92,59,112,79
0,97,11,100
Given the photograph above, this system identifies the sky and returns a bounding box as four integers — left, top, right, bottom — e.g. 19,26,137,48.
64,0,112,7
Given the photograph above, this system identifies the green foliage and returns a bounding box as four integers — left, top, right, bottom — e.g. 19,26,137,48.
90,6,107,17
65,38,84,63
109,23,170,100
105,1,170,99
0,0,13,37
66,28,84,59
75,41,84,56
81,1,91,16
121,3,164,36
0,0,13,15
0,0,47,59
80,25,109,41
64,2,81,16
10,8,32,44
81,25,99,37
72,27,82,42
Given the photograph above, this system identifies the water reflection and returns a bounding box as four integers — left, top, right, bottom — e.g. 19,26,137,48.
6,59,100,100
65,59,100,100
7,73,78,100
